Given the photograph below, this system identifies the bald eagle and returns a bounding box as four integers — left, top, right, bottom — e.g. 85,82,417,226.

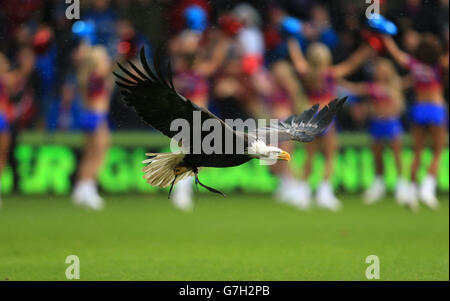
114,48,346,196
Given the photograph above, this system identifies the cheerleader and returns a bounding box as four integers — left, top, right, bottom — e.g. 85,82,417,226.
266,61,309,209
341,58,408,205
169,27,230,211
288,39,373,210
383,34,448,210
72,45,112,210
0,51,35,206
0,54,11,207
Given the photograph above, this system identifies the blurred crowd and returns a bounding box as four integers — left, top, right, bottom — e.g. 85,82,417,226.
0,0,448,133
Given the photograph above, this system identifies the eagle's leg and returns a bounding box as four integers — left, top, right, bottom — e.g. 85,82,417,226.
193,168,226,197
167,175,178,199
168,166,190,199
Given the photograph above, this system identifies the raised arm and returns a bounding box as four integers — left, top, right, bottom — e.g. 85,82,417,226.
287,38,309,74
195,35,230,77
382,35,410,68
332,44,373,78
338,79,370,96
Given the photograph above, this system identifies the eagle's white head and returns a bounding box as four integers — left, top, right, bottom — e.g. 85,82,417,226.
247,140,291,161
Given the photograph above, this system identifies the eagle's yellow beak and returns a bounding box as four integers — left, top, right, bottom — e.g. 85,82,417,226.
277,151,291,161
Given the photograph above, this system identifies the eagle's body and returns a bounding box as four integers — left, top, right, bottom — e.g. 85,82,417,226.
182,154,252,168
114,47,346,195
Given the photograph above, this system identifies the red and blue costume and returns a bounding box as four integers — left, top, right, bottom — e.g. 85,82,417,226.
0,80,10,132
407,57,447,126
367,82,403,140
79,73,108,133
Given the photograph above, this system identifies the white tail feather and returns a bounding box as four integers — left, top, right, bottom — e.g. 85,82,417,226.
142,153,193,187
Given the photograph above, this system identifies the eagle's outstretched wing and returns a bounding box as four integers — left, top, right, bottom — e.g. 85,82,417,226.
252,97,347,143
113,47,229,140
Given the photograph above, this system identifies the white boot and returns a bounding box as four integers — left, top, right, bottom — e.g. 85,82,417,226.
405,183,419,212
274,176,295,204
172,177,193,211
316,181,342,211
395,178,409,205
363,176,386,205
72,180,89,205
85,180,105,210
290,180,312,210
72,179,105,211
419,175,439,210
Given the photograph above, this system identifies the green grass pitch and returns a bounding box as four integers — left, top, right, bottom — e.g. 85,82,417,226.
0,193,448,281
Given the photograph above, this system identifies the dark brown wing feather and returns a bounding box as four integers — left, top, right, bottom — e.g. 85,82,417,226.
114,47,230,140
